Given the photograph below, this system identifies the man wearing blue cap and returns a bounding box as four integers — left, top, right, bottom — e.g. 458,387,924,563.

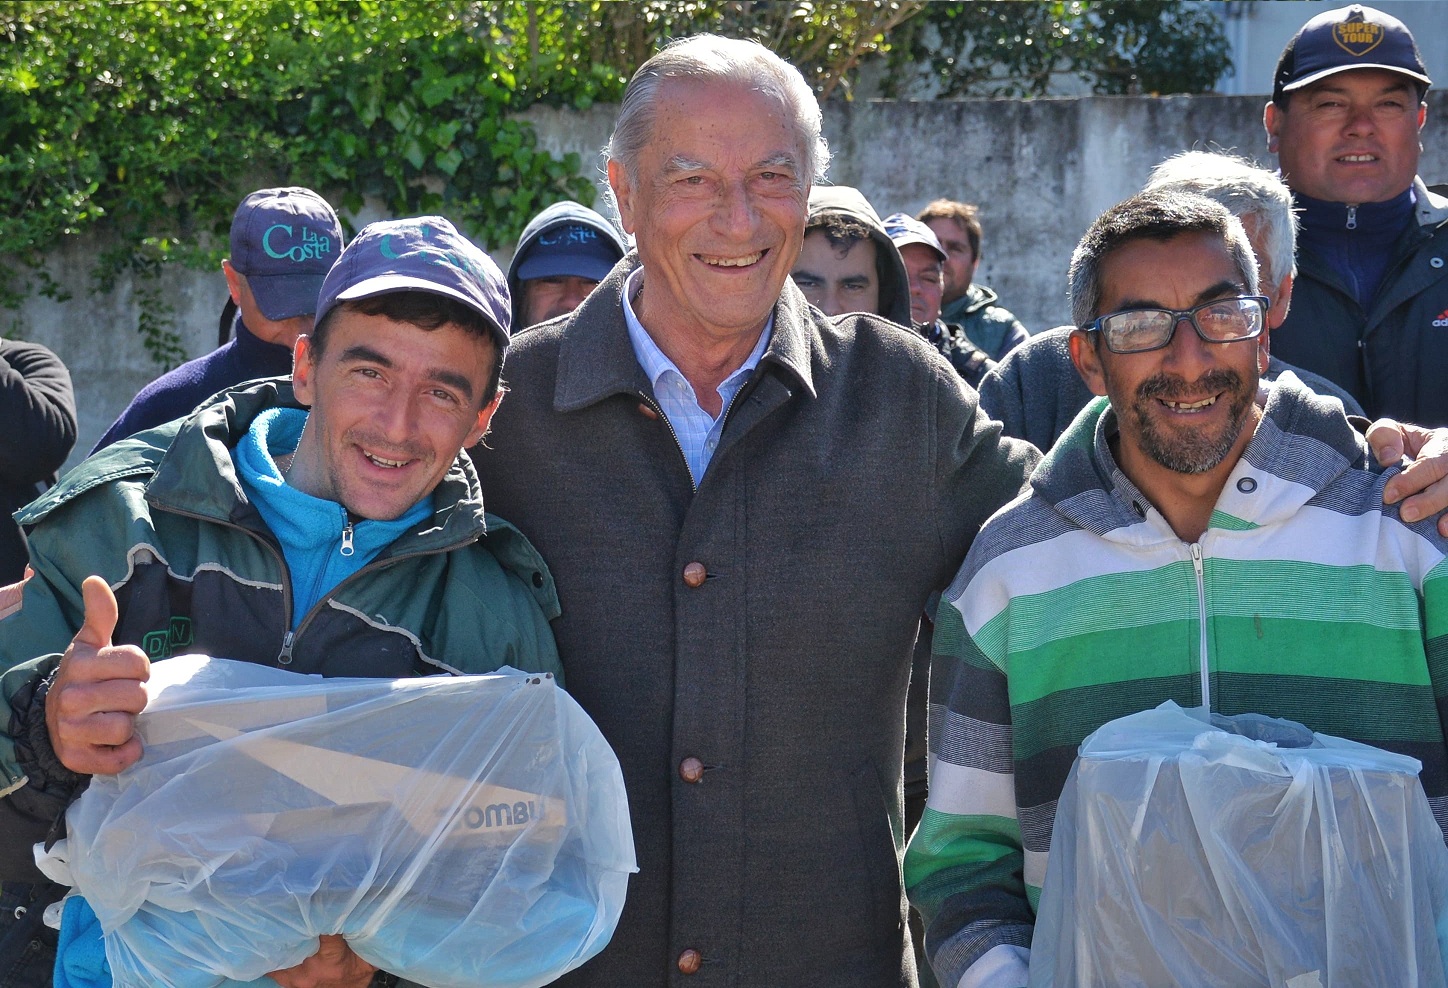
93,187,343,452
0,217,562,987
1263,3,1448,427
883,211,1002,387
508,200,627,330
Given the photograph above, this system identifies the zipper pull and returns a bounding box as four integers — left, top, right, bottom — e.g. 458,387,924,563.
1345,205,1357,231
277,631,295,666
340,521,355,557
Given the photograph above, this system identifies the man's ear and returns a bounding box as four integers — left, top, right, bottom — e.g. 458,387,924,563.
1068,329,1109,397
1268,271,1293,329
466,390,505,448
1263,100,1282,154
291,335,316,406
607,159,637,235
222,260,244,306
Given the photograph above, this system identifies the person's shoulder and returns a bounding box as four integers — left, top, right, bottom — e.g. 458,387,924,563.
819,308,935,359
15,435,163,529
976,289,1024,326
0,337,65,365
1418,177,1448,228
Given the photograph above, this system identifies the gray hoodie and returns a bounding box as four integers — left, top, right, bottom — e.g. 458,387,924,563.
801,186,912,328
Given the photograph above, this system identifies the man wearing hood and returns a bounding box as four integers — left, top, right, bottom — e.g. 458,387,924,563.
507,200,627,330
792,185,912,324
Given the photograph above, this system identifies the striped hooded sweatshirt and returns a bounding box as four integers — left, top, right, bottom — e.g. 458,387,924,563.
904,373,1448,988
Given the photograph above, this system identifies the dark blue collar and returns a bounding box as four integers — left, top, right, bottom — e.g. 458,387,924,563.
1297,187,1414,237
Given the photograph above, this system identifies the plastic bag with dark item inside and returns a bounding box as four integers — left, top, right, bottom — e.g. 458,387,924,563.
1029,700,1448,988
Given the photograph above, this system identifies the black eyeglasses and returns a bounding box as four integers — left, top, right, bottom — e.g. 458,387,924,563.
1082,295,1269,354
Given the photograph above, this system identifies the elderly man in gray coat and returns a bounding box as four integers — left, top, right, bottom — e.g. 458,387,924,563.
471,33,1448,988
473,35,1034,987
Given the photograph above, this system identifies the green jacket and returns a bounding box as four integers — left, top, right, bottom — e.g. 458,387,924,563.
939,282,1029,361
0,378,562,871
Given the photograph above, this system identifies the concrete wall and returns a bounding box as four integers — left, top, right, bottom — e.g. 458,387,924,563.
16,91,1448,470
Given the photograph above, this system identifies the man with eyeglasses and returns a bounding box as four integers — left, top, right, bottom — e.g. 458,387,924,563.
904,189,1448,988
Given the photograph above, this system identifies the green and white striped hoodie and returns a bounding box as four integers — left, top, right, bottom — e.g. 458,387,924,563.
905,373,1448,988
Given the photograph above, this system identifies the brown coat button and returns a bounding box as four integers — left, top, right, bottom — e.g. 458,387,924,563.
677,948,702,975
637,403,660,420
682,562,707,588
678,757,705,783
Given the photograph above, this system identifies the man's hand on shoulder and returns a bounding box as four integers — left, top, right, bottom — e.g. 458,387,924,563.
268,935,378,988
1368,419,1448,535
44,575,150,775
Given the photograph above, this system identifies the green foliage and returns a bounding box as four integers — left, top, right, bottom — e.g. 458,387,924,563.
0,0,598,366
520,1,925,101
884,1,1232,98
0,0,1232,368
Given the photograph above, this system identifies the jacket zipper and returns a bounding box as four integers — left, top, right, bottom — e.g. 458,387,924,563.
285,531,485,663
153,504,479,667
1191,542,1210,711
1345,205,1357,231
638,376,754,494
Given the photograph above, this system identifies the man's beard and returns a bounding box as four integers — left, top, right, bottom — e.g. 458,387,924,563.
1126,368,1255,475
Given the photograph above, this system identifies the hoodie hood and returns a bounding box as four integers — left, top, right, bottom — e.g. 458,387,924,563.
507,200,628,316
803,186,912,327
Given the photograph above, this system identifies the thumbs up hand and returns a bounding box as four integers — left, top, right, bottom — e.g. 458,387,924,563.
44,576,151,775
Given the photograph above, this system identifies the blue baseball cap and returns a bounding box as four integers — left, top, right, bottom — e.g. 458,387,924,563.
316,216,511,349
882,212,947,262
230,187,343,321
514,223,624,284
1273,4,1431,105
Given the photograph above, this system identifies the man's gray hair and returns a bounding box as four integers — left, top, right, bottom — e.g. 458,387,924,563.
1068,190,1260,329
605,34,831,192
1144,150,1297,288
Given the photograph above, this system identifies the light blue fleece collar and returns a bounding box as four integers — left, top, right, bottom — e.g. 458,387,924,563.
233,407,429,629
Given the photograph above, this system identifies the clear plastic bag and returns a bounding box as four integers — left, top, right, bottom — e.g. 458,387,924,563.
37,655,637,988
1030,701,1448,988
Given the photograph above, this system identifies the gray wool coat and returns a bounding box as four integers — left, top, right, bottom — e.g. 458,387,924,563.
472,255,1038,987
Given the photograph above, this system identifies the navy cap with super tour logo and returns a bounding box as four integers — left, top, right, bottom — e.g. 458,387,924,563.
1272,4,1431,105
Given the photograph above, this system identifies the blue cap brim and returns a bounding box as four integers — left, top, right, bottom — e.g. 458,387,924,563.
249,273,327,321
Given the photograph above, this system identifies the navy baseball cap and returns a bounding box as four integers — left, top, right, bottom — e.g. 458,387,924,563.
515,223,624,283
882,212,947,262
1273,4,1431,105
230,187,343,321
316,216,511,350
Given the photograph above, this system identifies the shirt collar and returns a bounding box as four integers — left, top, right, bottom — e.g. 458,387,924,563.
621,266,773,397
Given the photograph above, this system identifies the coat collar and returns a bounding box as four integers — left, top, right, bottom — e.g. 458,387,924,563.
553,251,818,413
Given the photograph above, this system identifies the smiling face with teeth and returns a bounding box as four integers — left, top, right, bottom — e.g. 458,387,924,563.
287,303,501,521
1265,69,1426,206
608,77,809,364
1072,230,1267,505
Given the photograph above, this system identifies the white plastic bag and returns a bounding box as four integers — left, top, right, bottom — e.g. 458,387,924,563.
37,655,637,988
1029,701,1448,988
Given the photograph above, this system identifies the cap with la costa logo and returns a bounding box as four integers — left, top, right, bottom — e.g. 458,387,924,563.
1272,4,1432,105
316,216,511,351
230,187,343,322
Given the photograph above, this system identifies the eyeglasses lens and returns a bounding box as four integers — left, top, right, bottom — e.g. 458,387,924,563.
1103,298,1261,353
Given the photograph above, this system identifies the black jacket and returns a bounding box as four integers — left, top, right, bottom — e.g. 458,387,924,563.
0,339,76,582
